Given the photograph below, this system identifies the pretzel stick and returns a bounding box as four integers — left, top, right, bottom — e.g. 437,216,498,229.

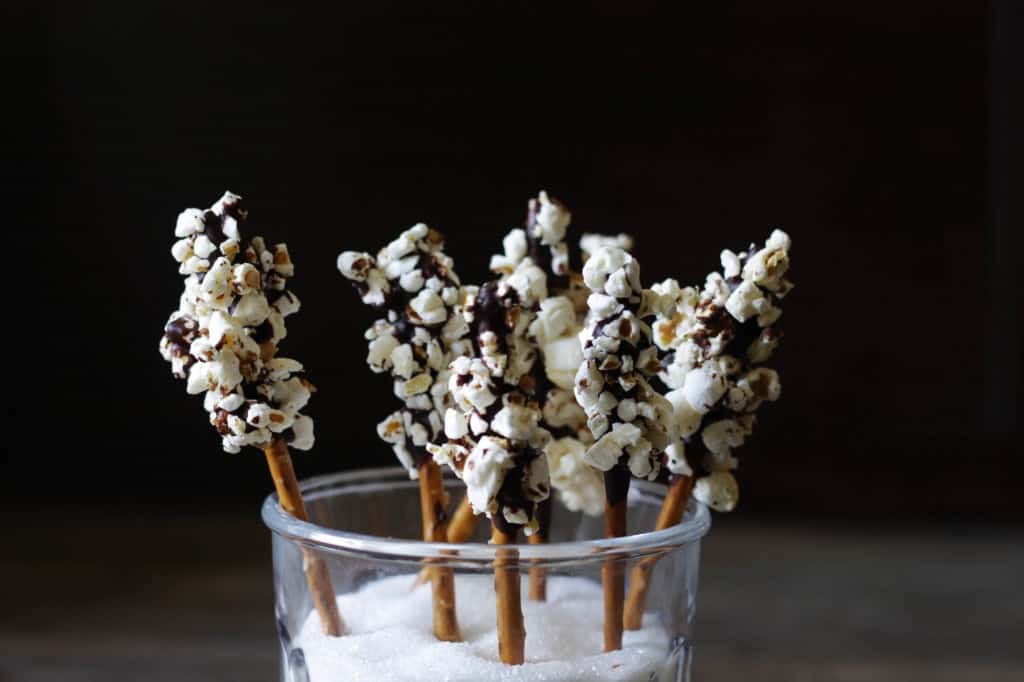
417,459,461,641
264,437,345,636
623,475,694,630
491,525,526,664
414,494,478,588
602,466,630,652
527,497,552,601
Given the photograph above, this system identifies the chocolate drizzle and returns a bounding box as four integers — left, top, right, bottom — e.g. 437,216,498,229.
604,462,632,507
163,315,199,360
492,446,549,534
470,280,513,355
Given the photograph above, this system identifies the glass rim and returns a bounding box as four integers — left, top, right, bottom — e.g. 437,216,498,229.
262,466,711,563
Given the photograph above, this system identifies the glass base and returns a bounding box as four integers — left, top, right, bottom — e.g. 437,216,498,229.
263,467,710,681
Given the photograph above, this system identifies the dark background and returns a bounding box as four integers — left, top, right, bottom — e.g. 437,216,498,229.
5,1,1020,522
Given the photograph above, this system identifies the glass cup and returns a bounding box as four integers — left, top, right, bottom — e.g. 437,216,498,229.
263,467,711,681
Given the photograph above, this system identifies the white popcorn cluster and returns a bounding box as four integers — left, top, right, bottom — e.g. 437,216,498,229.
579,233,635,263
159,192,315,454
650,230,792,510
546,437,605,516
338,224,473,477
489,191,571,282
490,193,601,518
428,278,552,534
574,246,677,482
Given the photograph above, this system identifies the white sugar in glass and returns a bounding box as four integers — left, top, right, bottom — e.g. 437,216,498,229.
263,467,709,681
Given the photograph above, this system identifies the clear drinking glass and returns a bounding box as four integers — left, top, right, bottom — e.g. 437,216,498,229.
263,467,711,682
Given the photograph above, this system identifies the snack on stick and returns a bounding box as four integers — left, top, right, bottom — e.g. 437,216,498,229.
490,192,593,600
574,245,677,652
337,224,470,642
428,265,553,664
623,230,792,629
653,229,792,509
159,192,344,636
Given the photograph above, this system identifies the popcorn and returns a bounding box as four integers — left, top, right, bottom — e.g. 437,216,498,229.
408,289,448,326
701,417,754,459
681,364,728,414
580,233,634,262
651,230,792,502
159,192,316,454
576,246,676,483
461,436,516,517
692,471,739,512
546,437,605,516
492,402,541,441
339,223,470,477
430,225,559,532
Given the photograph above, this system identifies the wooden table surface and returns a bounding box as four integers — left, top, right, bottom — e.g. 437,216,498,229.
3,507,1021,681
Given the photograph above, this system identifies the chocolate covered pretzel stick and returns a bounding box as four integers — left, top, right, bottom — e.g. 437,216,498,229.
159,192,344,636
490,192,595,600
623,230,793,629
429,265,553,664
574,245,677,651
338,224,472,643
